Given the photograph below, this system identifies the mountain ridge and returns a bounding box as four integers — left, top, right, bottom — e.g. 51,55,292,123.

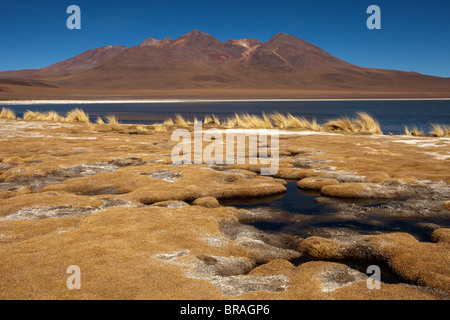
1,29,449,99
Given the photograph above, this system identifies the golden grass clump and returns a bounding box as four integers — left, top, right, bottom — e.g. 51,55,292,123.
106,116,122,131
23,110,39,121
286,114,322,131
270,112,289,129
262,113,273,129
0,107,16,120
325,112,382,134
212,114,221,125
233,113,243,128
174,114,188,127
224,117,237,128
96,117,105,125
65,108,90,124
286,114,308,128
43,111,65,122
429,124,450,137
239,113,269,129
22,110,65,122
353,112,383,134
164,118,174,125
203,115,213,125
325,116,356,133
405,126,425,137
309,118,322,131
202,114,221,125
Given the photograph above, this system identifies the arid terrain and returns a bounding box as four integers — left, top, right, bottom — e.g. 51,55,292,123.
0,116,449,300
1,30,450,100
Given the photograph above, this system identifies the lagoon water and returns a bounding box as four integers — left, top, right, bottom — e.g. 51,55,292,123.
221,182,450,242
5,99,450,135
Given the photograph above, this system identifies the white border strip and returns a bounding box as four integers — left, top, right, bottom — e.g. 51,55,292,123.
1,98,450,105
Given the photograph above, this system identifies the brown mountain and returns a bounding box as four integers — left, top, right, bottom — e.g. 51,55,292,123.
0,45,127,80
1,30,449,99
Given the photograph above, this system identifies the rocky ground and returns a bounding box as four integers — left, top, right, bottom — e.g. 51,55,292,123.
0,119,449,299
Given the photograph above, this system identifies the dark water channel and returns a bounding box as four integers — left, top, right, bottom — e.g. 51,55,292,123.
220,182,448,242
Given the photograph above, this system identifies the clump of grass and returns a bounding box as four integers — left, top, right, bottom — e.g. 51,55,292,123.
239,113,269,129
429,124,450,137
325,112,382,134
325,116,356,133
405,125,425,137
212,114,221,125
23,110,39,121
262,113,273,129
0,107,16,120
309,118,322,131
286,114,306,128
174,114,188,127
65,108,90,124
270,112,289,129
164,118,174,125
285,114,322,131
353,112,383,134
224,117,237,128
43,111,65,122
96,117,105,125
22,110,65,122
203,115,213,125
106,116,122,131
202,114,222,125
233,113,243,127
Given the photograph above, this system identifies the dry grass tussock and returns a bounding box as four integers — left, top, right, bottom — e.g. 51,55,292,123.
174,114,188,127
353,112,383,134
5,107,450,138
23,110,65,122
172,112,320,131
404,126,425,137
106,116,122,131
21,109,88,123
163,118,174,125
0,107,16,120
429,124,450,137
65,108,90,123
325,112,383,134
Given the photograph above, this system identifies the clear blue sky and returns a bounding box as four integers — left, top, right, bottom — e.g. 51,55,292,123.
0,0,449,77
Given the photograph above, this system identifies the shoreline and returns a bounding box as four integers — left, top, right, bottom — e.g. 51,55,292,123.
2,98,450,105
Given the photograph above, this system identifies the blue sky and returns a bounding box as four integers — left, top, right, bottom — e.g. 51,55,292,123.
0,0,449,77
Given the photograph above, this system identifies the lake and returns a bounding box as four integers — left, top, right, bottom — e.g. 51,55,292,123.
4,99,450,135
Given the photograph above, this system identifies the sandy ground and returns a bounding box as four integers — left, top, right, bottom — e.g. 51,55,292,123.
0,119,449,300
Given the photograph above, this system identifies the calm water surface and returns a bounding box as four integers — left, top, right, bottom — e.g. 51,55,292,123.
221,182,450,242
